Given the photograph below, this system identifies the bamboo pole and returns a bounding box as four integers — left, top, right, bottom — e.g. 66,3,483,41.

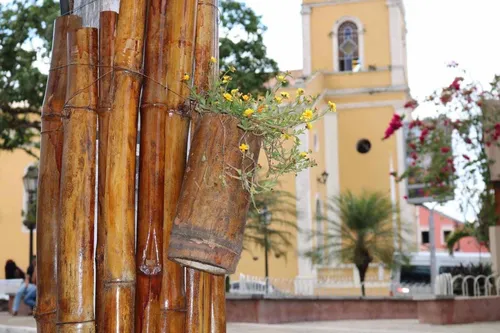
185,269,211,333
190,1,224,332
35,15,81,333
100,0,148,331
210,275,226,333
159,0,197,331
96,10,117,333
134,0,169,331
57,27,98,333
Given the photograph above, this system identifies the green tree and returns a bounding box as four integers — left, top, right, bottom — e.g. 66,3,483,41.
305,191,405,296
0,0,59,157
0,0,278,155
219,0,279,95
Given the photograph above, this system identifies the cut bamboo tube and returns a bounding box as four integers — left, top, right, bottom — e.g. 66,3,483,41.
159,0,197,331
134,0,169,331
36,15,81,333
96,10,117,333
57,27,98,333
100,0,147,331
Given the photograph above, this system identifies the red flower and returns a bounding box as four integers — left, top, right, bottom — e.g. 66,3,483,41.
409,143,417,150
383,114,404,140
404,100,419,109
409,120,422,129
487,141,492,147
446,157,453,165
464,137,472,144
463,154,470,161
410,152,418,160
403,195,408,200
477,101,483,107
441,146,451,154
440,92,452,105
449,77,463,91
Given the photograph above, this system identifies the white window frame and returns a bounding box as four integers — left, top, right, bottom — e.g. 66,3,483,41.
332,16,365,73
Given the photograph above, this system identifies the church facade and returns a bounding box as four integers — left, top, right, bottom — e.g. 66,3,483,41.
234,0,417,292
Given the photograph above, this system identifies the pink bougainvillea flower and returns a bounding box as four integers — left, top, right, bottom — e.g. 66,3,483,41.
464,137,472,144
449,77,463,91
403,195,408,200
441,146,451,154
409,143,417,150
404,99,419,109
382,114,404,140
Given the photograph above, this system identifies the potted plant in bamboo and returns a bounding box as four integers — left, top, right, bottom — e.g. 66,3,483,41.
168,63,335,275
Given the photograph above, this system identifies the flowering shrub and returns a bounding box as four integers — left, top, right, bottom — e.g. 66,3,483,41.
186,64,335,198
383,63,500,246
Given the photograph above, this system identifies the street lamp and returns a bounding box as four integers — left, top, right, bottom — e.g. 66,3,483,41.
260,205,272,294
23,165,38,265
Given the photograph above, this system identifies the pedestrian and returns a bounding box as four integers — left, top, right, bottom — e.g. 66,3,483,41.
11,256,36,316
4,260,25,280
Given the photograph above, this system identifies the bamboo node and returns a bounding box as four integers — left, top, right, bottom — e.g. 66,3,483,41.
40,126,63,135
63,106,98,118
97,107,112,114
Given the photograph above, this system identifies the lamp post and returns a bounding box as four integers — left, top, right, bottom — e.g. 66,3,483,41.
260,205,272,294
23,165,38,265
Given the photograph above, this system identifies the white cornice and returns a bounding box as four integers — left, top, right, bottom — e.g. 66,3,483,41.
303,0,365,8
334,100,406,110
326,85,409,97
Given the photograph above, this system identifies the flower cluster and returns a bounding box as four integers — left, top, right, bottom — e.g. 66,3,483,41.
187,61,335,196
382,113,404,140
383,66,500,232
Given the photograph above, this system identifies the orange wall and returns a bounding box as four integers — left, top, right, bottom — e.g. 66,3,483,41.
418,206,488,253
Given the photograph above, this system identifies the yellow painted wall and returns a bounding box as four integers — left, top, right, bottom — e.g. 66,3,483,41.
0,150,37,278
323,71,392,90
310,1,391,72
337,106,398,194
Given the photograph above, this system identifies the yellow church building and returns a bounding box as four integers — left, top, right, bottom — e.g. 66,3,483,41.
233,0,417,294
0,0,417,296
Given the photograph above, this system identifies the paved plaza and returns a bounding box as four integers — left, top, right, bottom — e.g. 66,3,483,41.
0,314,499,333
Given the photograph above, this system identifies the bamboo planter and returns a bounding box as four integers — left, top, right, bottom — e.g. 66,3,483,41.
168,113,261,275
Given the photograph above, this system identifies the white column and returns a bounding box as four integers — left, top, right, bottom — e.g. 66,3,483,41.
490,226,500,274
73,0,120,27
395,107,416,251
296,129,314,278
387,0,405,86
301,4,312,77
324,113,341,263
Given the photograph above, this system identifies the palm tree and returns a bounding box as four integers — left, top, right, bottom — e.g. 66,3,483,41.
244,188,298,260
305,190,405,296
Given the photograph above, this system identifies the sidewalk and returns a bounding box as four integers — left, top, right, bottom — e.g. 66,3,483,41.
0,314,499,333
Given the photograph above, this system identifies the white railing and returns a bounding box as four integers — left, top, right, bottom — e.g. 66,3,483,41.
229,273,500,298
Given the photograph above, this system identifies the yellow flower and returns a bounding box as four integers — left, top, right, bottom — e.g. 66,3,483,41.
299,152,308,159
181,73,190,81
275,96,283,104
223,93,233,101
296,88,305,96
281,92,290,99
210,56,217,63
328,101,337,112
243,108,255,117
239,143,249,152
229,66,236,73
306,123,313,130
242,94,250,101
300,109,314,121
277,75,287,83
231,88,239,95
282,133,291,140
222,75,232,83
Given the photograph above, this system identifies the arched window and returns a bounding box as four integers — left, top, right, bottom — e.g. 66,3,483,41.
337,21,359,72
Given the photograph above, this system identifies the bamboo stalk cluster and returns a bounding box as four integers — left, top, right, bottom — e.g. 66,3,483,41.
35,1,224,332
